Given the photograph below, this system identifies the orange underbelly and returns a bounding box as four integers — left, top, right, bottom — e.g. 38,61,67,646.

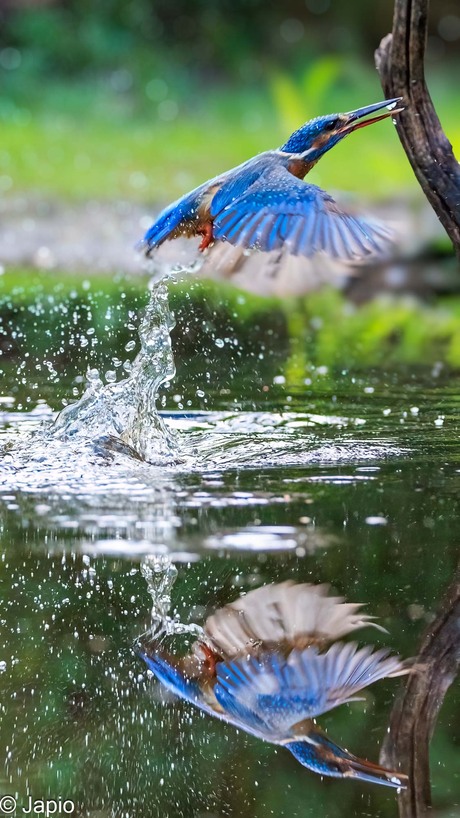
168,183,221,241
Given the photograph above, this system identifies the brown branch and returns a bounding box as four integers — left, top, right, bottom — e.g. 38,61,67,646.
380,567,460,817
375,0,460,256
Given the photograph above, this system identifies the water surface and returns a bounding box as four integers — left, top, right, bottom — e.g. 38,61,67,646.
0,275,458,818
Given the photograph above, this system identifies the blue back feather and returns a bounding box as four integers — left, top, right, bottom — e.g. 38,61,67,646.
209,163,264,218
140,651,204,707
141,188,204,251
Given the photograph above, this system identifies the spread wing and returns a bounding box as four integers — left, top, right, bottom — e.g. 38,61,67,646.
203,581,384,661
210,165,391,261
140,157,264,254
140,649,269,740
214,643,407,742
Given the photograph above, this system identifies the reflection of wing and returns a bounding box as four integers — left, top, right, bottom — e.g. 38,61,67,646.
140,649,269,739
211,165,391,261
203,582,384,661
141,651,210,709
214,643,407,741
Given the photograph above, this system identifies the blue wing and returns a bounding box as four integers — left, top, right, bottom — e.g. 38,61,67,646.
140,184,209,255
214,642,405,741
139,649,268,736
208,160,266,217
211,164,391,261
140,155,266,256
140,651,206,709
212,659,274,736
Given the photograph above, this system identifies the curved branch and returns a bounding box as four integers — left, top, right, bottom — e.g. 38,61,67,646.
380,568,460,817
375,0,460,256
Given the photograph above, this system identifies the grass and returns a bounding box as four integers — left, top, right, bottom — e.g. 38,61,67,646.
2,58,459,204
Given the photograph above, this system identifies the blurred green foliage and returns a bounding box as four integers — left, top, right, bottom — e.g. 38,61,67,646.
1,1,459,202
3,61,460,203
0,1,390,81
272,56,343,133
3,270,460,412
1,0,457,83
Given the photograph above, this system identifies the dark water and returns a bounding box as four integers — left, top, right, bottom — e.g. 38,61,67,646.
0,276,459,818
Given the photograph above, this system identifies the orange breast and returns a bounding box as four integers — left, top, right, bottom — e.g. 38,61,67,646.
287,157,316,178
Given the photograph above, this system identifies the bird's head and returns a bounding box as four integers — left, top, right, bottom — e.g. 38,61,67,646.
285,736,408,789
280,98,403,166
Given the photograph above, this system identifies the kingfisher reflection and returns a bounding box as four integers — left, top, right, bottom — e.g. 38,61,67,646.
138,577,410,789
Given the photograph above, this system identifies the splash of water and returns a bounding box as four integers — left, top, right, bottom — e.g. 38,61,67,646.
141,554,203,640
52,279,177,463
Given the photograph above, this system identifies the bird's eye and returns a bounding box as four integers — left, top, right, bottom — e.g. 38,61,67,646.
325,119,339,131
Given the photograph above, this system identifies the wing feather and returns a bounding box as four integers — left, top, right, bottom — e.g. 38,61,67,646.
219,210,244,238
213,642,408,741
203,581,385,660
257,213,279,248
211,165,391,261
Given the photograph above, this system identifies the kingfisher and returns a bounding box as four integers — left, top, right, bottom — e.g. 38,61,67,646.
140,98,403,282
139,581,409,789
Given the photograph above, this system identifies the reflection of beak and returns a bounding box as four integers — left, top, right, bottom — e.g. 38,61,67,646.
340,98,404,134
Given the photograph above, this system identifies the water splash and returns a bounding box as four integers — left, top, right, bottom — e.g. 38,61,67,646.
51,279,177,463
141,554,203,640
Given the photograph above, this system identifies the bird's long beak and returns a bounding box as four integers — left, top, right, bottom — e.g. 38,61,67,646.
340,98,404,134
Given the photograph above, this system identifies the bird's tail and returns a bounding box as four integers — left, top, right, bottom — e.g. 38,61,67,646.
286,734,408,790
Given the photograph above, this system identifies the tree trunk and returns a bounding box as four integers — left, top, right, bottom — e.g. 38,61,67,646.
380,566,460,817
375,0,460,257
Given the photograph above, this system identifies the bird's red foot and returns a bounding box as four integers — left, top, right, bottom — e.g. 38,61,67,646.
200,642,219,677
198,222,214,252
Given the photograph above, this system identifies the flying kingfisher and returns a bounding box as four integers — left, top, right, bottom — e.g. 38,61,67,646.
140,99,403,286
139,581,409,789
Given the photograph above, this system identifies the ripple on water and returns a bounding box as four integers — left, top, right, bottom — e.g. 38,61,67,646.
0,406,406,553
174,410,406,468
0,409,406,491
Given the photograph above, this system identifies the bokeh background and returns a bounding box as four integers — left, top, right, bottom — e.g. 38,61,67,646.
2,0,460,404
1,0,459,203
